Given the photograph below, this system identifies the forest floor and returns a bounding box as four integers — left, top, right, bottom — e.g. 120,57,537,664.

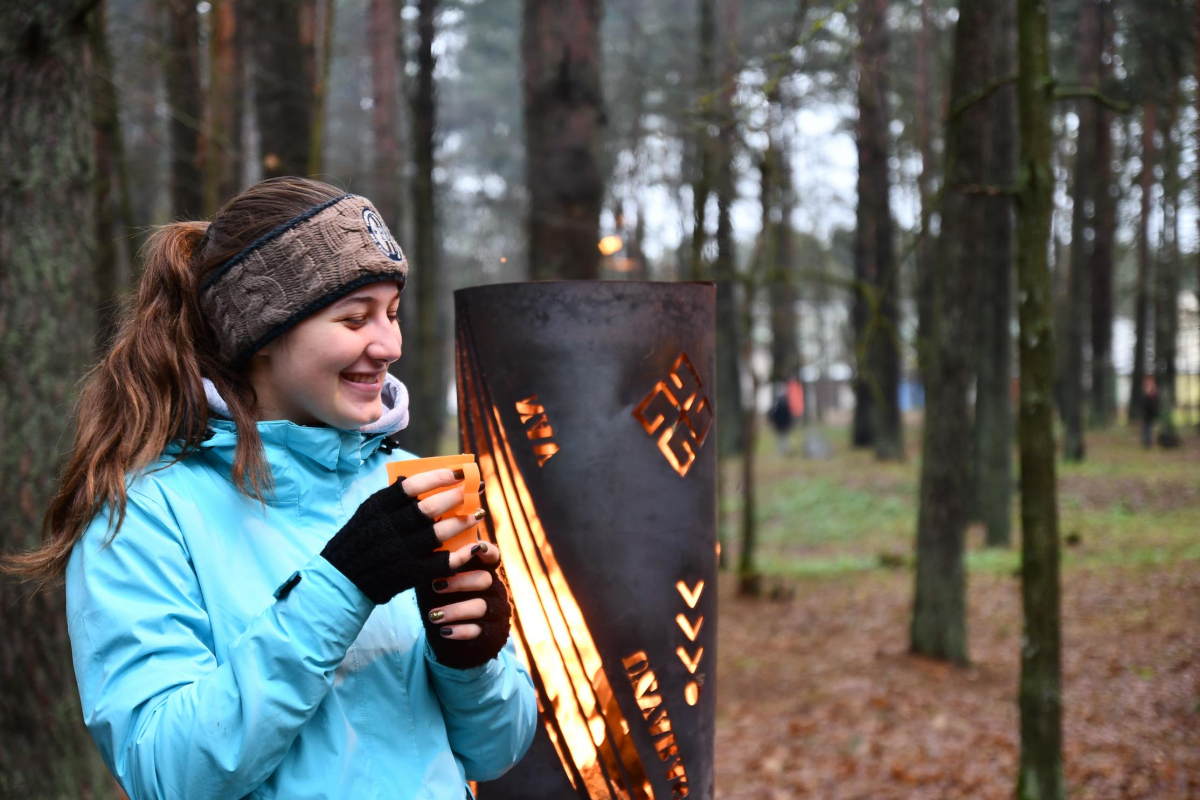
713,422,1200,800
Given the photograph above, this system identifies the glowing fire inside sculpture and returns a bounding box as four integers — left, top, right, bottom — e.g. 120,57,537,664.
454,282,716,800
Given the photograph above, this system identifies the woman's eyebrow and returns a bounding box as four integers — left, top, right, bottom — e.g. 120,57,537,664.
332,293,400,310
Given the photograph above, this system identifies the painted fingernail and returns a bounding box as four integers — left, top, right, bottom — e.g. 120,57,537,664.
432,579,449,591
428,609,445,623
440,627,454,637
452,468,465,479
478,481,486,494
473,508,487,521
471,542,488,556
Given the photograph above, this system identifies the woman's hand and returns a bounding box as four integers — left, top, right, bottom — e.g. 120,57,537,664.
416,539,511,669
321,468,485,605
424,541,502,640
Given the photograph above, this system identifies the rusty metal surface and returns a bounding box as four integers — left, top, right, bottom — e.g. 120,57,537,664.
456,281,717,800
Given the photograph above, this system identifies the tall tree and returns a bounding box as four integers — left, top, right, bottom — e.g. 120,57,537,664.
1062,0,1103,462
91,0,127,349
1089,0,1117,429
249,0,313,177
1129,100,1156,423
0,2,115,796
689,0,716,282
165,0,204,217
973,0,1016,547
369,0,403,229
398,0,447,458
206,0,244,212
522,0,605,280
911,0,990,665
852,0,903,460
1015,0,1063,794
714,0,745,458
1155,74,1181,448
914,0,936,387
767,2,808,386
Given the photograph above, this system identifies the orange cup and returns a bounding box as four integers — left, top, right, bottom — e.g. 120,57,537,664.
385,454,482,522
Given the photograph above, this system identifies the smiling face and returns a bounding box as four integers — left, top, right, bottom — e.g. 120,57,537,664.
245,282,403,430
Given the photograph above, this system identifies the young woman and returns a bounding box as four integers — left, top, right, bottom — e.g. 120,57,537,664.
7,177,536,799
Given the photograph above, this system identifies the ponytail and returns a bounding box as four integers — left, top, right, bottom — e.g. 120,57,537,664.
3,222,272,588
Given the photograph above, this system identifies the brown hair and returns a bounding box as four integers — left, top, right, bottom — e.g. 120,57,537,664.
4,177,346,588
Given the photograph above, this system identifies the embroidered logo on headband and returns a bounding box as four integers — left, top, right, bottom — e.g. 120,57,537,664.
362,207,402,262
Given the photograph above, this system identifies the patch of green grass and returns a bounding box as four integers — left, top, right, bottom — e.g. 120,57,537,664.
731,423,1200,580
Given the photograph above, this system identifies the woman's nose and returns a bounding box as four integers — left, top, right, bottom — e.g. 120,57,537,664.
367,322,402,363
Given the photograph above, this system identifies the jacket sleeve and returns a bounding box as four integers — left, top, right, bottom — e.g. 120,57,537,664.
66,488,375,800
425,638,538,781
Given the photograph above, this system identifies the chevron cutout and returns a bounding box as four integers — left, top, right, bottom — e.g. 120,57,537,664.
675,613,703,642
675,580,704,609
676,646,704,674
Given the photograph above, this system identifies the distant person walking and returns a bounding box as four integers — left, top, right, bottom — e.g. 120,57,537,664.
1142,375,1159,448
769,386,795,454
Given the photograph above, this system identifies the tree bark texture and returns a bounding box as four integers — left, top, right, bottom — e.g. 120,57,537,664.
91,0,124,351
396,0,446,459
249,0,313,177
1155,79,1181,447
914,0,936,388
369,0,402,229
165,0,204,217
768,84,800,384
1089,0,1116,429
973,0,1015,548
689,0,716,282
309,0,336,176
853,0,902,460
911,0,990,666
1062,0,1102,462
1130,100,1156,423
0,3,116,796
206,0,244,212
522,0,604,281
714,0,745,458
1015,0,1064,796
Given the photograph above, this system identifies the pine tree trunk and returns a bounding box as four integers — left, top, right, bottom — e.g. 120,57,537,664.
1130,100,1157,423
690,0,716,282
207,0,244,211
915,0,936,388
308,0,336,175
767,45,802,385
854,0,902,460
91,0,124,350
1156,79,1181,448
1062,0,1101,462
522,0,604,280
165,0,205,217
973,0,1015,547
714,0,745,458
0,4,117,796
911,0,991,666
250,0,313,177
397,0,446,458
369,0,402,229
1015,0,1064,795
1089,0,1116,429
1089,0,1113,429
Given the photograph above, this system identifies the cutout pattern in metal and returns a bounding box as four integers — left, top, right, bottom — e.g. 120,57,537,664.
515,394,560,467
632,353,713,477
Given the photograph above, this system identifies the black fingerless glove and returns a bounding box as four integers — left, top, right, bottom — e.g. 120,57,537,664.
415,554,512,670
321,479,450,605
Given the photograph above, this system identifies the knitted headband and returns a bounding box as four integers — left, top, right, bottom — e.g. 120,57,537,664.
199,194,408,367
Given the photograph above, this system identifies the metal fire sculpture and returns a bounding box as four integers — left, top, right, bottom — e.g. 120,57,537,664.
455,281,717,800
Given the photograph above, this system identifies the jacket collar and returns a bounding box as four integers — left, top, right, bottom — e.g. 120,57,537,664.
199,374,410,471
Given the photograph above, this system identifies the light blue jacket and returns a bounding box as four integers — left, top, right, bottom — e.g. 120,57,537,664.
65,376,537,800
